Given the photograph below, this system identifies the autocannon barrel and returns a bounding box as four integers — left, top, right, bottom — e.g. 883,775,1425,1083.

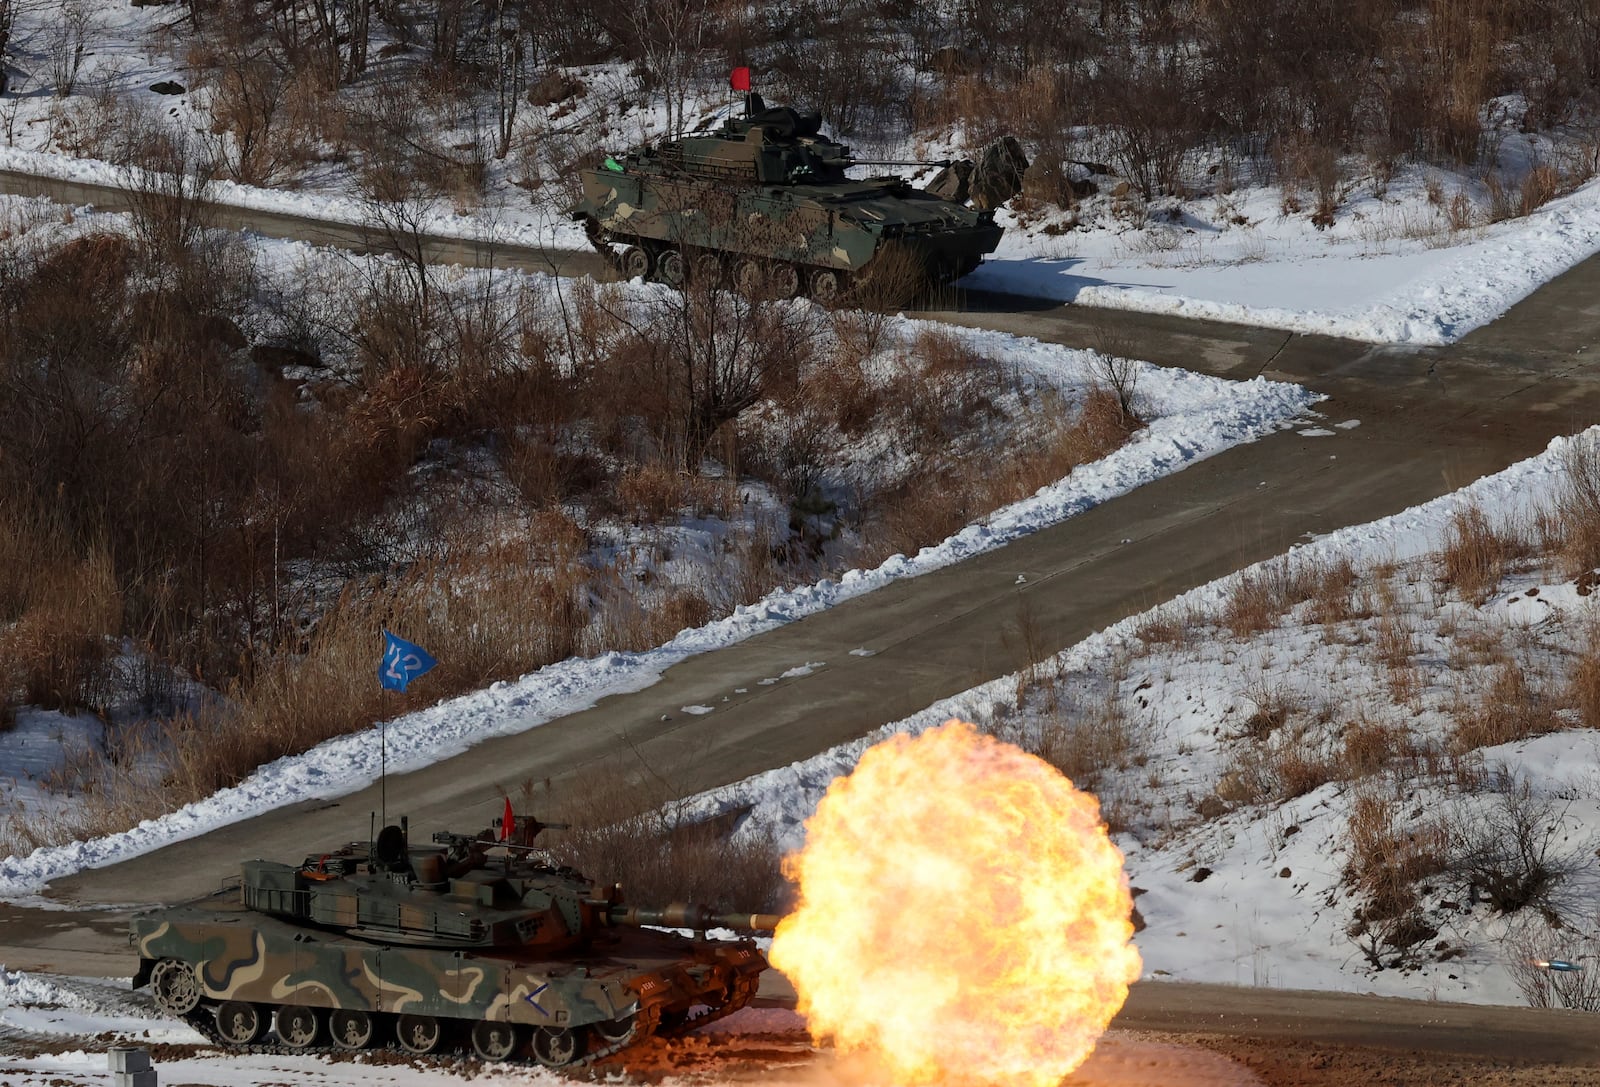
608,902,782,932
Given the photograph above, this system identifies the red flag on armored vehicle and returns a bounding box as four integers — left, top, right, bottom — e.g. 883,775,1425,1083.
730,66,751,92
501,796,514,841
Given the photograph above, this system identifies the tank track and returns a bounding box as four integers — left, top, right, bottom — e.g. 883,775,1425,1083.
658,973,761,1037
177,999,666,1069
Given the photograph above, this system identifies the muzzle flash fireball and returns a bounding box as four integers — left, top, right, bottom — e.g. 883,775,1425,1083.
770,719,1141,1087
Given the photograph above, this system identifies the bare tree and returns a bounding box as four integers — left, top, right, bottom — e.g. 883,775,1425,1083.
490,0,533,159
620,0,711,137
48,1,89,99
116,120,219,263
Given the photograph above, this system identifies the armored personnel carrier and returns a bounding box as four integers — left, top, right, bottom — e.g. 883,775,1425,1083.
570,94,1027,303
131,813,779,1066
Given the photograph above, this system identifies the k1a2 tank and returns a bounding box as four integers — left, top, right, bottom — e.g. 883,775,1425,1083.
130,812,779,1067
569,88,1028,304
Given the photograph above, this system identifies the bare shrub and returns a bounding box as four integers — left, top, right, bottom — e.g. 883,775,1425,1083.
1450,779,1593,921
1088,350,1142,425
1503,917,1600,1011
115,120,219,261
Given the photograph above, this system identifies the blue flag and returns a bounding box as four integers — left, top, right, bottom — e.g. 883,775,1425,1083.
380,630,437,692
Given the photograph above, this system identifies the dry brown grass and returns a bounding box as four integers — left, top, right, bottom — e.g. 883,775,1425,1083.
1236,682,1299,741
1342,717,1403,777
1568,631,1600,730
1450,661,1563,753
1222,557,1328,637
1343,785,1452,922
1031,698,1137,790
1375,613,1416,671
1308,557,1359,625
1214,730,1337,807
859,379,1141,565
1134,605,1195,648
1438,504,1529,602
0,525,120,716
1549,437,1600,577
540,768,789,914
1448,618,1513,669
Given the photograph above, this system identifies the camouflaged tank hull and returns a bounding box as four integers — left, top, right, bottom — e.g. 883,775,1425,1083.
131,890,766,1033
573,168,1003,283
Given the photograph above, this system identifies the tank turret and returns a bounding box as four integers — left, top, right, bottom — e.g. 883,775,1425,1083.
569,89,1028,303
130,810,777,1068
236,815,776,953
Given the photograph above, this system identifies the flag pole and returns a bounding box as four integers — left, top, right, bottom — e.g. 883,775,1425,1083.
378,629,437,832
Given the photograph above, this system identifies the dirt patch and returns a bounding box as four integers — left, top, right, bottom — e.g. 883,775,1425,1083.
1190,1034,1600,1087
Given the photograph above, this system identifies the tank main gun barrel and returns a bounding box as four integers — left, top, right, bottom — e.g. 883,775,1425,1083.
847,159,955,168
608,903,782,932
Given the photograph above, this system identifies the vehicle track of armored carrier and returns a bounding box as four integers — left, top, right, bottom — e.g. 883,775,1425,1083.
569,92,1027,303
130,813,779,1067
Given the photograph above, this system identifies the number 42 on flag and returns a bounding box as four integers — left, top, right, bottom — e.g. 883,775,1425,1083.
380,630,438,692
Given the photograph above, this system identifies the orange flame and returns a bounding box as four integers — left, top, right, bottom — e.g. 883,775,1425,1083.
770,719,1141,1087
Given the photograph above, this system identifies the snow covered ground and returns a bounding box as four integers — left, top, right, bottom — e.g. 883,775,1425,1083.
690,427,1600,1008
972,168,1600,344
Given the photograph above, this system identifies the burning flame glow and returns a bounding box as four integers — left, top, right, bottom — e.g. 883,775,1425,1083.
771,719,1142,1087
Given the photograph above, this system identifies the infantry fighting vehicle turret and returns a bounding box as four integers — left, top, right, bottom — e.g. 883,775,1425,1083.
131,813,778,1067
570,93,1027,303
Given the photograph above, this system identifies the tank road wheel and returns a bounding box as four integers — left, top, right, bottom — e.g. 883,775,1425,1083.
769,263,802,299
656,249,687,288
531,1025,586,1068
215,1001,266,1045
395,1013,445,1055
691,252,723,286
471,1019,520,1061
808,268,841,304
329,1008,376,1050
150,958,201,1016
593,1012,638,1045
733,257,766,296
276,1004,322,1049
620,245,651,281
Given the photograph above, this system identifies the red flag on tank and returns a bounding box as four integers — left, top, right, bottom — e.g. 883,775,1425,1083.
501,796,514,841
730,66,751,92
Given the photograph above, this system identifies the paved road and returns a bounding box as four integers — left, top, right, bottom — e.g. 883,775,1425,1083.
1,168,1599,1060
